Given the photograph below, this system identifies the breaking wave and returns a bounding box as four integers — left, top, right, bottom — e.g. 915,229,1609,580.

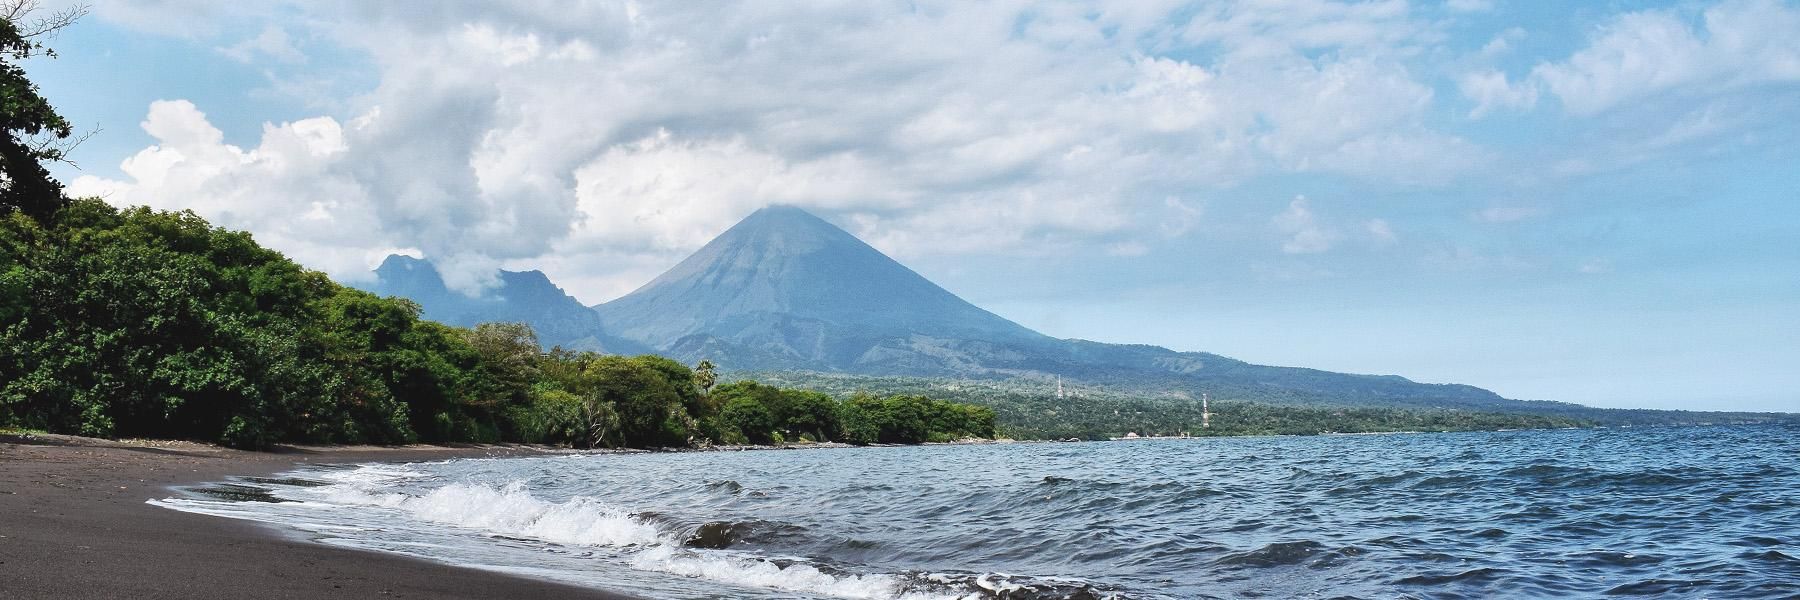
152,424,1800,599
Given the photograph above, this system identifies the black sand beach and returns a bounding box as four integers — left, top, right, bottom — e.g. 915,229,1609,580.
0,434,635,599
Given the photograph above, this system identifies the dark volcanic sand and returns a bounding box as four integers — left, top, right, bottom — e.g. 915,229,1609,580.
0,434,636,599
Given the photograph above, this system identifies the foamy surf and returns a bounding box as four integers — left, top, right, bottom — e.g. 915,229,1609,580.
152,462,1068,600
152,426,1800,599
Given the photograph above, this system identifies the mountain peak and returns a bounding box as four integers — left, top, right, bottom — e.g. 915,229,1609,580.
596,205,1047,366
745,204,828,223
375,253,431,273
699,205,863,257
362,255,648,355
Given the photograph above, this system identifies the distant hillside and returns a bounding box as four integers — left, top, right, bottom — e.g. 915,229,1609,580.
591,206,1513,409
739,371,1800,438
360,256,647,354
366,207,1792,423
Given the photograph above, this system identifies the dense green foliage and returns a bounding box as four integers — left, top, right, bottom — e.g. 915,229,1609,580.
0,201,998,449
3,201,473,446
0,5,82,222
702,381,995,445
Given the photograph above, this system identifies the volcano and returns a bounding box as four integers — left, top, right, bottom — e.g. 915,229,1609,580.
375,206,1511,408
589,207,1504,408
594,206,1048,368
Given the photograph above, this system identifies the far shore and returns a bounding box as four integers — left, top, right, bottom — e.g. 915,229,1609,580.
0,433,636,600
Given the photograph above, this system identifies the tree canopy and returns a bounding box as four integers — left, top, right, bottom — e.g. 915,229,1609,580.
0,2,84,222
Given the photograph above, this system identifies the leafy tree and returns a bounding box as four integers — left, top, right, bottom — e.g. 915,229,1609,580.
720,395,776,444
779,389,839,441
0,2,84,222
579,355,687,447
838,393,882,445
463,322,540,408
694,359,717,393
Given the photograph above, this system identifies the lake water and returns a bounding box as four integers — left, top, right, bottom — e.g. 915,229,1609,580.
152,425,1800,599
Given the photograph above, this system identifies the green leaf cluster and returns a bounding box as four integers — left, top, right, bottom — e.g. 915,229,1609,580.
0,6,82,222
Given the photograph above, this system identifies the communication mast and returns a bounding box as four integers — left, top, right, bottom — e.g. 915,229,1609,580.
1202,392,1212,429
1056,375,1065,399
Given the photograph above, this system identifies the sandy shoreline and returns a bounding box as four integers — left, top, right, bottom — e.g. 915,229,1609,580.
0,434,636,599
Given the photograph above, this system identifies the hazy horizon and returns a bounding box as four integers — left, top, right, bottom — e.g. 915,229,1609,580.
29,1,1800,412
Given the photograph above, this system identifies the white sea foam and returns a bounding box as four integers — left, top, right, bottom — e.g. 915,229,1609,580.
627,544,953,600
157,463,970,600
282,467,663,549
401,482,663,547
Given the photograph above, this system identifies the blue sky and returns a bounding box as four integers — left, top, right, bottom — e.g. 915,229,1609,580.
27,0,1800,412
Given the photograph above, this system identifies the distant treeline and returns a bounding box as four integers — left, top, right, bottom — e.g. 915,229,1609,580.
748,371,1798,438
744,372,1599,439
0,199,993,449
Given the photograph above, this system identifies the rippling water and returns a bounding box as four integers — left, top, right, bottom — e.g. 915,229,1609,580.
153,425,1800,599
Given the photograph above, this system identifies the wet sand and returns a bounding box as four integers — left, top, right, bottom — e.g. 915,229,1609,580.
0,434,635,599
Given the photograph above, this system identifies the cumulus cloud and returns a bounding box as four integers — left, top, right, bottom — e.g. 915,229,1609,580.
1466,0,1800,118
1535,0,1800,115
67,96,565,293
68,101,395,281
85,0,1496,299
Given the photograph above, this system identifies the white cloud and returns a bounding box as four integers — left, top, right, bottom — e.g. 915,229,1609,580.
1273,196,1340,254
82,1,1497,299
1458,1,1800,123
1532,0,1800,115
68,100,391,282
1460,69,1538,117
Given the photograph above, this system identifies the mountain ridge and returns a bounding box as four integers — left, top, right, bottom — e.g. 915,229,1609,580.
589,206,1506,407
360,255,648,354
371,206,1514,410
